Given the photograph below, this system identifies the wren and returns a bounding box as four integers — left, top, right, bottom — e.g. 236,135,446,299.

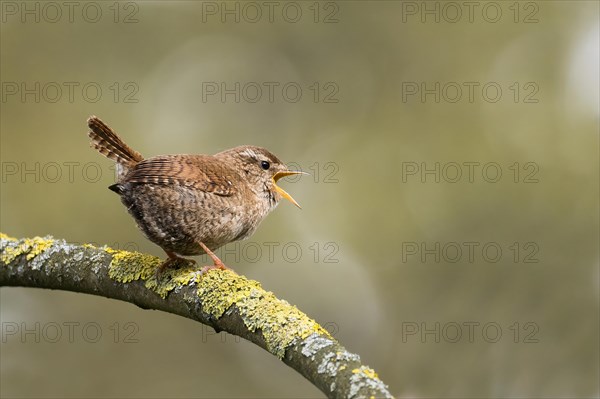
87,116,304,273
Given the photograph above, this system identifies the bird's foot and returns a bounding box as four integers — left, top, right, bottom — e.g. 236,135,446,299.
156,251,197,279
197,242,235,275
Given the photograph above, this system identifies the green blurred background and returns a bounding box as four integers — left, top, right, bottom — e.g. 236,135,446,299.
1,1,598,397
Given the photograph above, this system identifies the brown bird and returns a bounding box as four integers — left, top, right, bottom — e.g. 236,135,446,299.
87,116,304,274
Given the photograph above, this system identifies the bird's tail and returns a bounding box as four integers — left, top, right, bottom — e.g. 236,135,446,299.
87,116,144,168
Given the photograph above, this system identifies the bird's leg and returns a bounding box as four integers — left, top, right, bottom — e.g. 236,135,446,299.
197,242,233,274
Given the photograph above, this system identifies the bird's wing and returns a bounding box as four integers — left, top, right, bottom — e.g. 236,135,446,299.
122,155,236,196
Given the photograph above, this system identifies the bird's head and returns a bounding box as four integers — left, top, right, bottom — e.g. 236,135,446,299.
216,146,305,208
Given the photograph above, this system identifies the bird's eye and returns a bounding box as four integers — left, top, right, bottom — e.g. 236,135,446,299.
260,161,270,170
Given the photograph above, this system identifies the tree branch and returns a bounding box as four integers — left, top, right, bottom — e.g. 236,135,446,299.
0,233,394,398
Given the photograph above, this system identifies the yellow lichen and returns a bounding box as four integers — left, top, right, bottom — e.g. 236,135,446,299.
198,270,332,358
0,235,54,265
107,249,161,283
106,248,202,298
0,233,17,241
146,266,201,299
197,270,263,316
352,366,379,380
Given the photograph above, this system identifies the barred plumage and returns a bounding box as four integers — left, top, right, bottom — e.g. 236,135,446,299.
86,116,303,273
87,116,144,179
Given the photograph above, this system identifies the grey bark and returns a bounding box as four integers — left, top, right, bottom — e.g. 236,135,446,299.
0,234,394,398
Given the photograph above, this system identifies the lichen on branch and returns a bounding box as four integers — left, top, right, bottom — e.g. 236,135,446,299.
0,233,394,398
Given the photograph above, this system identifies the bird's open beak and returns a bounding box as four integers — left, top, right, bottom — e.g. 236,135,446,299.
273,171,307,209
